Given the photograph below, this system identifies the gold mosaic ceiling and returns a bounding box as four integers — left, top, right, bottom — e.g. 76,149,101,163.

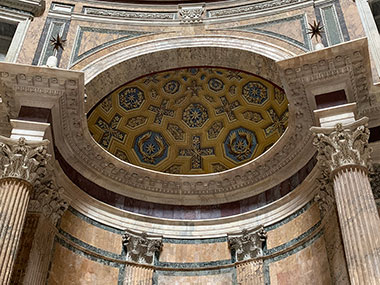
87,67,288,174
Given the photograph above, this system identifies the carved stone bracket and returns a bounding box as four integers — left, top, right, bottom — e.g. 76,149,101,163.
0,136,50,184
310,117,371,176
122,230,163,265
228,226,267,262
178,5,205,23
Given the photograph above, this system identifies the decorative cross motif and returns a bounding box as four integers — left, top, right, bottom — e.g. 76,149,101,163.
95,114,126,148
186,80,203,97
148,99,174,124
179,135,214,170
264,108,288,137
215,96,240,121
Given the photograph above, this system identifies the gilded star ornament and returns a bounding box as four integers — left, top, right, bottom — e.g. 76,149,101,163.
307,21,324,42
50,34,66,52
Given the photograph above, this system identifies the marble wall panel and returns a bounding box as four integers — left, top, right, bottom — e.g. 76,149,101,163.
268,235,331,285
59,210,122,255
155,270,234,285
266,203,320,250
339,0,366,39
47,242,119,285
160,241,230,263
16,0,53,65
229,14,311,51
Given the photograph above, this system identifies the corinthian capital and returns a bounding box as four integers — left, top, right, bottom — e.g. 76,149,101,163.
28,165,69,226
310,117,371,175
0,136,51,184
122,230,163,265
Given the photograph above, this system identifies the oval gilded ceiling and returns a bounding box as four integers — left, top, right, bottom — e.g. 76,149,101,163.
87,67,288,174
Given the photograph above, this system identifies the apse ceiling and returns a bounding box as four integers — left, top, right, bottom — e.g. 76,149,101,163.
87,67,288,174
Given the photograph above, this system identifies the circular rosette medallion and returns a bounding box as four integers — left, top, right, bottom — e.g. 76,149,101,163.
224,128,257,163
208,78,224,92
242,81,268,105
182,103,209,128
163,80,180,94
118,87,145,111
133,131,168,165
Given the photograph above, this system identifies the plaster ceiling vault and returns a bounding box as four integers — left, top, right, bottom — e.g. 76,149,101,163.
87,67,288,174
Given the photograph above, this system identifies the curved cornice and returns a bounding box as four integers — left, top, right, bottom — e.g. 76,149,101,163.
56,159,320,238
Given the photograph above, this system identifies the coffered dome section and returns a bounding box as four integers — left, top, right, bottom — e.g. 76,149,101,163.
87,67,288,174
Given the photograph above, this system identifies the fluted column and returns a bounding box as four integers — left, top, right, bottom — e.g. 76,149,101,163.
0,136,50,284
311,117,380,284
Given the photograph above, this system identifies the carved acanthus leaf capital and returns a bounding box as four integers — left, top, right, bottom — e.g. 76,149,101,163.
0,136,51,184
310,117,371,175
122,230,163,265
228,226,267,262
28,165,69,225
314,168,335,218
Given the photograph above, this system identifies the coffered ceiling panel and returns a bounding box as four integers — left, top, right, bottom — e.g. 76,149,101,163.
87,67,288,174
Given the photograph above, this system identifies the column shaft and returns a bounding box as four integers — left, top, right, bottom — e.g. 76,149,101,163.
333,167,380,284
23,215,56,284
0,178,31,284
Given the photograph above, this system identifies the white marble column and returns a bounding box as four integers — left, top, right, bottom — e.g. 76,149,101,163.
0,136,50,284
311,117,380,284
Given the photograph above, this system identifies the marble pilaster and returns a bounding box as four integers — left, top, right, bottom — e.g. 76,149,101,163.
311,117,380,284
124,265,154,285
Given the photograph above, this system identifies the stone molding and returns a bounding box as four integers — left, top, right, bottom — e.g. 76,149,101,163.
208,0,308,18
56,161,319,237
0,0,46,17
228,226,267,262
310,117,371,176
83,7,175,20
63,0,313,25
122,230,162,265
0,136,50,184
